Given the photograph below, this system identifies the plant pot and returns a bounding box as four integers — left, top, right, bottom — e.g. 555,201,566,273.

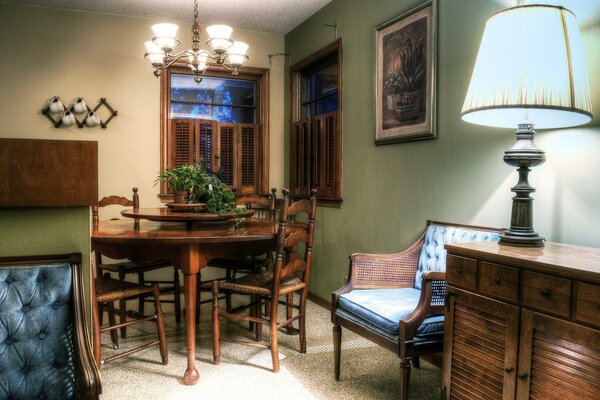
394,90,424,122
172,191,189,204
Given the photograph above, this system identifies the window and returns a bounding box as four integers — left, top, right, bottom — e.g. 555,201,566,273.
160,64,269,198
290,39,342,202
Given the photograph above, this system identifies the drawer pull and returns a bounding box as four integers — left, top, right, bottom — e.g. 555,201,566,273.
457,268,463,274
540,288,551,297
504,367,514,373
494,278,502,285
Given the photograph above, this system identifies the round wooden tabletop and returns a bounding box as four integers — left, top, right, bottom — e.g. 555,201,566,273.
120,207,255,222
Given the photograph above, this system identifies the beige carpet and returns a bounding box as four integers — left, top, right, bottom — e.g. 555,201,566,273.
98,295,441,399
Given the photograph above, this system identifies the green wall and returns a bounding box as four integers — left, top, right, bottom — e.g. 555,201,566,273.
286,0,600,300
0,208,92,314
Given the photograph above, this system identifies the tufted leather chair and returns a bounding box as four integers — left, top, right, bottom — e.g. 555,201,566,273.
331,220,503,400
0,253,101,400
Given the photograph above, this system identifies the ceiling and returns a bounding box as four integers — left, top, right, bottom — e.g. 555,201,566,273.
0,0,332,34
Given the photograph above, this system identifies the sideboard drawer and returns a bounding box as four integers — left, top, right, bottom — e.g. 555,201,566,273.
479,262,519,302
522,270,571,318
575,282,600,328
446,254,477,290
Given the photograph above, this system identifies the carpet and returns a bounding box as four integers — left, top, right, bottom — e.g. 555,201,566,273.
98,295,441,399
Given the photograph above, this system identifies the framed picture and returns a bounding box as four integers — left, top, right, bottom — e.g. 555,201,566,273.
375,0,436,144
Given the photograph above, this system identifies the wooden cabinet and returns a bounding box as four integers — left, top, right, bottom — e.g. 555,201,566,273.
442,242,600,400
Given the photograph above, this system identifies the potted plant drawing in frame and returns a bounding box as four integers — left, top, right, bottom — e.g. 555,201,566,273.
376,0,436,144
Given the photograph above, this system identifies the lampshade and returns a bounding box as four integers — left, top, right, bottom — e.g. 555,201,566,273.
228,41,249,66
206,24,233,52
152,23,180,51
461,5,592,129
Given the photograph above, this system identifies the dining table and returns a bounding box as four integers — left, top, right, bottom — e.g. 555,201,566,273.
91,207,291,385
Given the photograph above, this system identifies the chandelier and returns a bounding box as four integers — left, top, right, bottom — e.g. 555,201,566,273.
144,0,249,84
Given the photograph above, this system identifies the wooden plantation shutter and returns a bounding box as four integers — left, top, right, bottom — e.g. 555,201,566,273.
167,119,261,194
218,123,235,186
313,111,340,199
239,124,259,194
290,118,311,197
169,119,195,168
195,120,218,172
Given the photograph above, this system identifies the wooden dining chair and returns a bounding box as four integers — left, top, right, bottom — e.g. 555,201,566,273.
92,187,181,338
211,188,317,372
93,273,168,367
197,188,278,318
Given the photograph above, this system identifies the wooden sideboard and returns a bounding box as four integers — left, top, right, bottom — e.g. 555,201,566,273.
442,242,600,400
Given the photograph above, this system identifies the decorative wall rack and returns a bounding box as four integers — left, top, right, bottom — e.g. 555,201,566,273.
42,96,118,129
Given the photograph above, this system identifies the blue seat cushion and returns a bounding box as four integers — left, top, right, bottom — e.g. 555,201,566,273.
337,288,444,346
414,224,500,290
339,288,421,335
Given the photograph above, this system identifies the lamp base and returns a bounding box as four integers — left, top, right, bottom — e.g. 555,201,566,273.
499,230,545,247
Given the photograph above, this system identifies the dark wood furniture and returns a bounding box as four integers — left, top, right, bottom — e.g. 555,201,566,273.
93,188,181,328
91,214,297,385
93,274,168,367
211,188,317,372
0,253,101,400
0,138,97,207
332,221,503,400
201,189,278,313
442,242,600,400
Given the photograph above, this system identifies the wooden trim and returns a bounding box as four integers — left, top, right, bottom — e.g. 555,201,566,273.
289,39,343,202
308,291,331,311
159,64,270,199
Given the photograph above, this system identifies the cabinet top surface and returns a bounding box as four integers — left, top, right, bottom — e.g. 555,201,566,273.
445,242,600,282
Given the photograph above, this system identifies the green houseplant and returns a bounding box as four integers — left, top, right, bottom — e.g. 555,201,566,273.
155,161,239,214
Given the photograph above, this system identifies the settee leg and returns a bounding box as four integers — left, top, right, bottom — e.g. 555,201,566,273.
333,324,342,380
400,360,411,400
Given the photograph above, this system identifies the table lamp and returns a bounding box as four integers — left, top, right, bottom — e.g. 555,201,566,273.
461,4,593,247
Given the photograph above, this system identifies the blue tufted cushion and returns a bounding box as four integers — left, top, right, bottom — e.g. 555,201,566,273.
336,288,444,344
0,263,75,400
414,224,500,290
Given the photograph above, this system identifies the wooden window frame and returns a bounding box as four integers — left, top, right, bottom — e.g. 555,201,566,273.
290,39,343,204
159,62,270,200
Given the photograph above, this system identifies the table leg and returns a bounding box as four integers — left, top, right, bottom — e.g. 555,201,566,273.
183,272,200,385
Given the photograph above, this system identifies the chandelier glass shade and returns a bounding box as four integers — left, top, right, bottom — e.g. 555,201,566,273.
144,0,249,83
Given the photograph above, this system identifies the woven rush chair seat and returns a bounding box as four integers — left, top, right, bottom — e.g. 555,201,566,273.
96,276,156,302
331,220,503,400
93,274,168,367
218,270,305,296
212,188,317,373
93,187,181,332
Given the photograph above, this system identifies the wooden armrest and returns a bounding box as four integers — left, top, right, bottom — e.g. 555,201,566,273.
421,271,445,281
399,271,446,344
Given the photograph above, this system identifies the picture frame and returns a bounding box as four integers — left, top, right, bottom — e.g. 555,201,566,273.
375,0,436,144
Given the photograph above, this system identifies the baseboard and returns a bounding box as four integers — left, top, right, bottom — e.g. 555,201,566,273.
308,291,331,311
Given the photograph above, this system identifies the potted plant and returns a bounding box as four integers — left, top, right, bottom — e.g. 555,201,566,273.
155,163,204,203
394,38,426,121
155,161,239,214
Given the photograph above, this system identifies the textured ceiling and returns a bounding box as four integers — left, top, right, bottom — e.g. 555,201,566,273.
0,0,332,34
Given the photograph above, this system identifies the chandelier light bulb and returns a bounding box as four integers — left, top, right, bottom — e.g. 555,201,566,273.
228,41,249,67
145,41,166,66
152,23,180,52
206,24,234,53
